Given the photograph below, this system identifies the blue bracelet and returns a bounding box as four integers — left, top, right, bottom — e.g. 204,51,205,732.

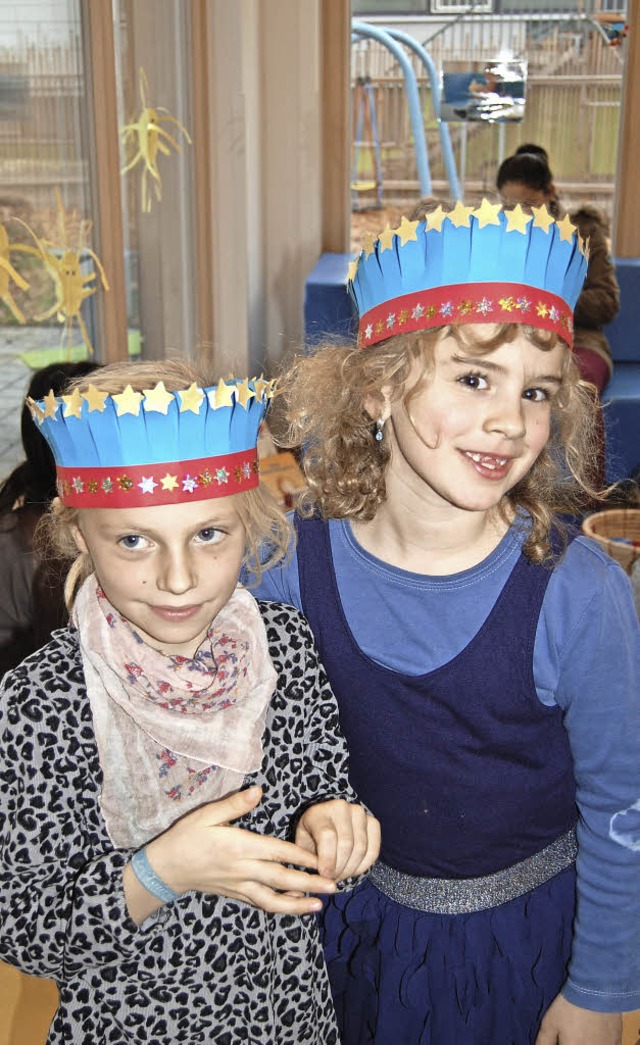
130,847,180,904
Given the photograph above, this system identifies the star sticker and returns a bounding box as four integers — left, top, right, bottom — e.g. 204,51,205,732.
143,381,175,414
557,214,577,243
179,383,205,414
235,379,256,409
252,374,269,400
425,205,446,232
113,385,143,416
536,302,549,318
447,201,474,228
265,379,278,399
71,477,84,493
81,384,108,413
216,468,229,485
476,297,493,315
212,378,235,409
43,390,60,419
26,397,45,425
364,323,373,340
531,204,555,234
363,232,376,258
378,223,394,252
440,302,453,317
386,313,396,328
412,303,425,319
182,475,198,492
62,388,84,418
472,199,502,228
504,204,533,235
393,215,419,246
160,473,179,491
347,257,359,283
499,297,515,312
139,476,158,494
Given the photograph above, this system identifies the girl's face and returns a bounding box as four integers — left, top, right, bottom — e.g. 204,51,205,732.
384,327,565,516
72,496,247,658
499,179,553,209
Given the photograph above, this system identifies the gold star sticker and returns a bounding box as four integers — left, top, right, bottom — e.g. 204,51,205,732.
26,397,46,425
253,374,268,400
113,385,143,416
557,213,577,243
393,215,420,246
235,378,256,409
378,223,394,252
447,201,474,229
178,383,205,414
347,257,359,283
81,384,109,412
425,205,446,232
213,378,235,409
43,390,60,419
579,234,590,259
160,473,179,491
472,198,502,229
363,231,376,258
62,388,84,418
143,381,175,414
266,378,278,399
504,204,533,235
531,204,555,234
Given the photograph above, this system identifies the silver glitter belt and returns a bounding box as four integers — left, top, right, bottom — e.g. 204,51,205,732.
369,829,578,915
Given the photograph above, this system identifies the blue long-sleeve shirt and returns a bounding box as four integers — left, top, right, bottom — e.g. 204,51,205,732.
250,519,640,1013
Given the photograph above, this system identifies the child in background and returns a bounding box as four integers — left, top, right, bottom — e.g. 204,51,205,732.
252,201,640,1043
0,359,379,1044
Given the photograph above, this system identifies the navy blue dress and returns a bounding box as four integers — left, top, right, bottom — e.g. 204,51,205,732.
296,517,578,1045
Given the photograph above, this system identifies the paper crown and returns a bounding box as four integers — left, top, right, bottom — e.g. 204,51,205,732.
348,200,588,350
27,376,275,509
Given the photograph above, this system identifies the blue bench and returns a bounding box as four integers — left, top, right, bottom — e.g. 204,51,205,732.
304,253,640,483
603,259,640,482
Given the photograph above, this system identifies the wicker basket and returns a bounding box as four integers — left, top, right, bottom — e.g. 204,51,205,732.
582,509,640,575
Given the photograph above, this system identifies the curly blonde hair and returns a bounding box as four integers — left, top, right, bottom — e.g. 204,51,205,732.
277,325,601,563
37,358,292,607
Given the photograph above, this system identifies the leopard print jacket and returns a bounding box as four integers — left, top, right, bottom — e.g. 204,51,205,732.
0,601,354,1044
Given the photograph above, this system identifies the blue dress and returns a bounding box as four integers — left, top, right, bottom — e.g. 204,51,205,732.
297,517,576,1045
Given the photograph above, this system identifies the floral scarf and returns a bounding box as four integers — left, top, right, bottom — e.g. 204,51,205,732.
71,575,277,848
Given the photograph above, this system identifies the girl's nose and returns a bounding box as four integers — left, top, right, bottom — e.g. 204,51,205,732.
484,395,526,440
158,549,197,595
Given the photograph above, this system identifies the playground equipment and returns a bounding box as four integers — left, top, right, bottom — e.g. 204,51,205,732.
351,20,461,205
351,76,383,211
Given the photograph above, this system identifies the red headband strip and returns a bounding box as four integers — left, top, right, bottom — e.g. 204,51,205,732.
56,449,259,508
357,283,574,350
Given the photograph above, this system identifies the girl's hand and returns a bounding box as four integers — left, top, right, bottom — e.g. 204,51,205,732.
535,994,622,1045
295,799,381,881
142,786,337,915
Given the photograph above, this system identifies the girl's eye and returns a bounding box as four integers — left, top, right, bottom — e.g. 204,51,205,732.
458,371,489,390
523,387,550,403
195,528,224,544
119,534,147,550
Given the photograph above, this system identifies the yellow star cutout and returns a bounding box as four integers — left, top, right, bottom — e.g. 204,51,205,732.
62,388,84,419
378,223,394,252
363,231,376,258
557,213,577,243
531,204,555,234
236,379,256,409
81,384,109,413
26,397,46,425
347,257,359,283
178,383,205,414
393,215,420,246
504,204,533,235
253,374,268,400
113,385,143,417
43,390,60,419
160,473,179,491
143,381,175,414
472,198,502,229
425,205,446,232
213,378,235,409
266,378,278,399
447,201,474,229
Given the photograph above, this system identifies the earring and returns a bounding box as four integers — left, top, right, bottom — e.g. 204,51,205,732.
374,419,385,442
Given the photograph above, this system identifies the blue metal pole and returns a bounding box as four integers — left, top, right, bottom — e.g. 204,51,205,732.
384,27,462,201
352,20,432,197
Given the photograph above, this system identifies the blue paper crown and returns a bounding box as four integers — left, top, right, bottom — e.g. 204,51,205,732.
27,376,275,508
347,200,588,349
